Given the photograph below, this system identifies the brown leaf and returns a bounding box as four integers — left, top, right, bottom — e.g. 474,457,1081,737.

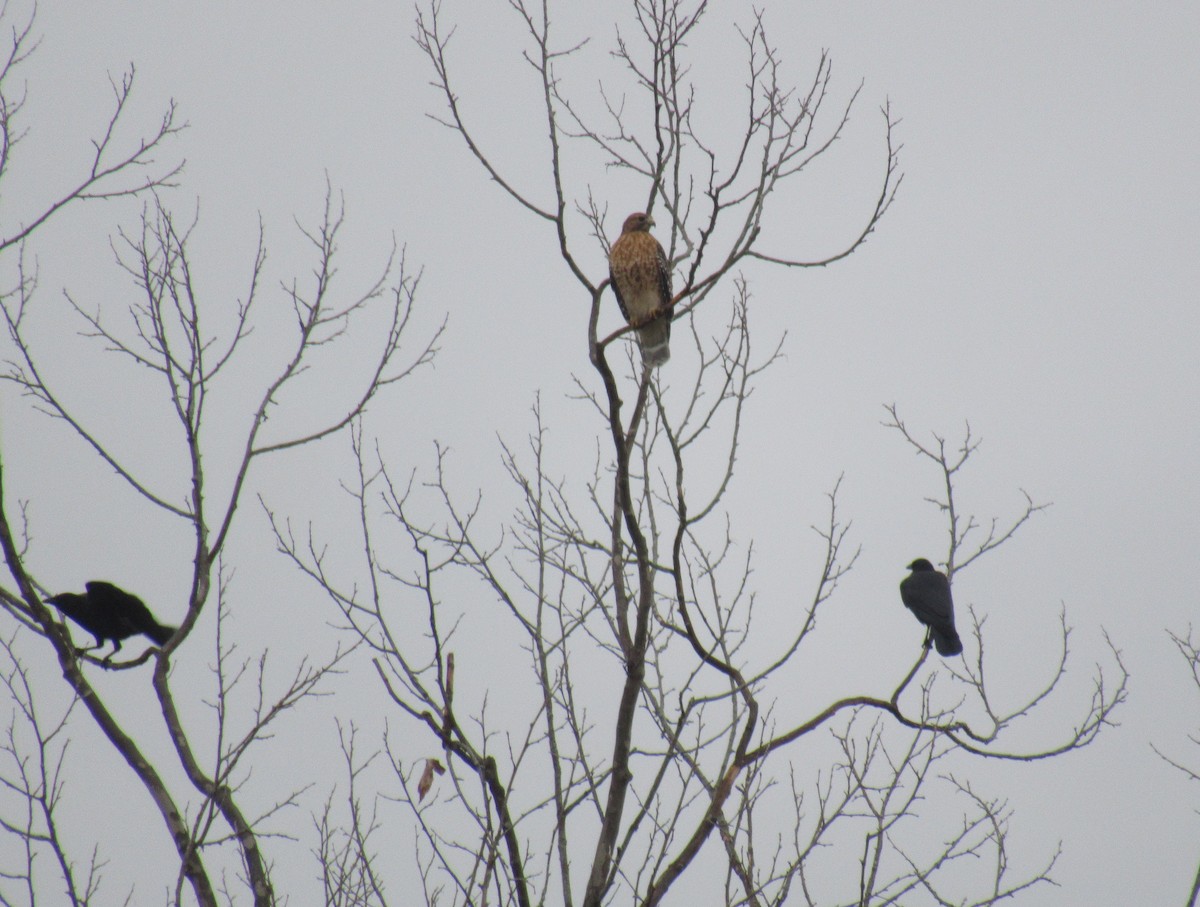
417,758,446,802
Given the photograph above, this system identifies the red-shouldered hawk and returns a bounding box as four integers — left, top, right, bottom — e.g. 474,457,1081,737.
609,212,673,368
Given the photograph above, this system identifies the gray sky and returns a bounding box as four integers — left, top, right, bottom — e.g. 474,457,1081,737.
3,1,1198,903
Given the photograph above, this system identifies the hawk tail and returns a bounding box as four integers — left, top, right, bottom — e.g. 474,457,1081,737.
637,319,671,368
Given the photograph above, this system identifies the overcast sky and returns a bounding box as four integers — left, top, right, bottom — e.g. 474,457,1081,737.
3,1,1198,903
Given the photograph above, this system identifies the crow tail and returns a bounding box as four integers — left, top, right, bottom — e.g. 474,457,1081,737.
146,624,176,646
933,630,963,657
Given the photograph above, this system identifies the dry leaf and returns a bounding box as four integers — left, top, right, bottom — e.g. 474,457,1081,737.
417,758,446,801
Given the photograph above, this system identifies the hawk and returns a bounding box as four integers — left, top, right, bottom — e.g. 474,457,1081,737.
609,212,673,368
899,559,963,656
47,580,176,657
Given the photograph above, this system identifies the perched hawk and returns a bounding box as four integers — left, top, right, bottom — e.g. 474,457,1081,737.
899,559,963,656
609,212,673,368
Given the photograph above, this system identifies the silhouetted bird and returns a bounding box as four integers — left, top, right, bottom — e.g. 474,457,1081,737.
46,581,175,657
899,559,963,656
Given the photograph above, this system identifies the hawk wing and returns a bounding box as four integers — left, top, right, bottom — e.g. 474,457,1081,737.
609,232,672,322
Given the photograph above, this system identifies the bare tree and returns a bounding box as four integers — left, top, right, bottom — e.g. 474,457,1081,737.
1153,629,1200,907
0,7,441,903
0,1,1130,904
268,2,1126,905
0,630,102,906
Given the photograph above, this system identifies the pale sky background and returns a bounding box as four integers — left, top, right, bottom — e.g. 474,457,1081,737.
2,1,1198,904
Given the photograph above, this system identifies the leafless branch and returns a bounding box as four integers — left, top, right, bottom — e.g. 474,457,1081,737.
0,55,185,253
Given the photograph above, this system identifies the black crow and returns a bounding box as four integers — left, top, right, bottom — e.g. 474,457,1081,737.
46,581,175,657
899,559,963,656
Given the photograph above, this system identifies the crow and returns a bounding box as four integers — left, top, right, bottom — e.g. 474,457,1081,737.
46,581,175,657
899,559,963,656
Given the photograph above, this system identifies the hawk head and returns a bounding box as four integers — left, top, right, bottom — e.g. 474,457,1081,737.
621,212,655,235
